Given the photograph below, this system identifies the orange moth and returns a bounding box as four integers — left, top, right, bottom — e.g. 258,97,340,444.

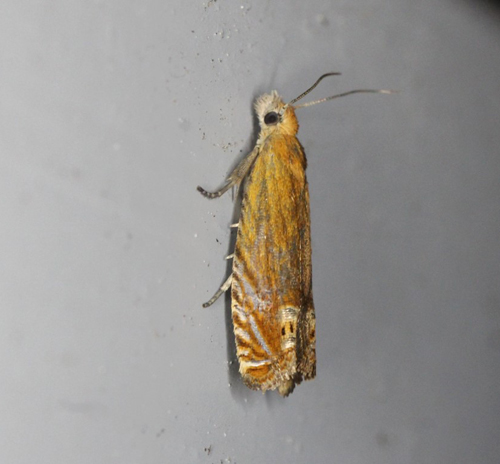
198,73,393,396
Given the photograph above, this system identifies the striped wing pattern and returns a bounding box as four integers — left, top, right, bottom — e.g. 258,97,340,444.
231,134,316,396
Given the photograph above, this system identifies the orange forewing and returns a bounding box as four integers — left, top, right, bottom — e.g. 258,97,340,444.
231,128,316,396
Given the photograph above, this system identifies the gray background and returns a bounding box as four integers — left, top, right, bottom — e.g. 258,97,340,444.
1,1,499,463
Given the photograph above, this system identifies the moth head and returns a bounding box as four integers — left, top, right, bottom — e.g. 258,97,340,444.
254,91,299,136
254,74,395,139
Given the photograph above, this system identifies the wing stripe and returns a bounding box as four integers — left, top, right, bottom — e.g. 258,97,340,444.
248,313,272,356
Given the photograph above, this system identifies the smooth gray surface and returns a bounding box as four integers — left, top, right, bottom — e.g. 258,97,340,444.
1,1,500,463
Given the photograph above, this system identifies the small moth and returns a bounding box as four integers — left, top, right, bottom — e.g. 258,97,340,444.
198,73,393,396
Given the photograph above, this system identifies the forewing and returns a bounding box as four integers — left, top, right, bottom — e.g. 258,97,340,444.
231,134,315,393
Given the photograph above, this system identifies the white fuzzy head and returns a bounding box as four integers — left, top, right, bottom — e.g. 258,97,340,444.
254,91,299,137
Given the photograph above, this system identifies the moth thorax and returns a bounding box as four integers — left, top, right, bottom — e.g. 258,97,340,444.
279,306,299,350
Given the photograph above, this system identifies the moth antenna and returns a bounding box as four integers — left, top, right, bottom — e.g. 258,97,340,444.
294,89,398,109
288,72,341,106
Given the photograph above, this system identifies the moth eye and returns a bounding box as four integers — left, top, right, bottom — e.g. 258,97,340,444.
264,112,279,126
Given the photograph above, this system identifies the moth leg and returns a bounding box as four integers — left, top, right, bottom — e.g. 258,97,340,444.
202,273,232,308
225,253,234,260
197,146,260,199
197,182,234,199
230,222,239,228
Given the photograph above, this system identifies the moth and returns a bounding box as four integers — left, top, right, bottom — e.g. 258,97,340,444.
198,73,393,396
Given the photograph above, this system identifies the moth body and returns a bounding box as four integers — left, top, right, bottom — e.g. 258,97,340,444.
231,91,315,396
199,90,315,397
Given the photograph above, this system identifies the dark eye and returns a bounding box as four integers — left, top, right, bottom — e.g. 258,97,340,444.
264,112,279,125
